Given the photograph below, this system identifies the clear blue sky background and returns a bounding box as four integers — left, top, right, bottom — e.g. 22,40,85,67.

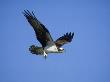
0,0,110,82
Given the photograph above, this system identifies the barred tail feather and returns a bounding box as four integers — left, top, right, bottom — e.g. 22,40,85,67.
29,45,44,55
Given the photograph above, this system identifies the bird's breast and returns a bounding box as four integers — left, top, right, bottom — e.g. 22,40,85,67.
45,44,58,53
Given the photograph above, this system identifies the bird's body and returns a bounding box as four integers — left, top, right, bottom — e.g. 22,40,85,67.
23,10,74,58
29,44,63,55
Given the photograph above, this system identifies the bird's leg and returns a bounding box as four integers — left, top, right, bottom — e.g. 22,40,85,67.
43,51,47,59
44,55,47,59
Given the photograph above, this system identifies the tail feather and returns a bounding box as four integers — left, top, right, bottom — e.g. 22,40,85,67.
29,45,44,55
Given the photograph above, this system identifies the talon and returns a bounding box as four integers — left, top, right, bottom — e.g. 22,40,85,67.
43,51,47,59
44,55,47,59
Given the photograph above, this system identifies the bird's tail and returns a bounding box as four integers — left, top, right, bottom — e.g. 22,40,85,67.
29,45,44,55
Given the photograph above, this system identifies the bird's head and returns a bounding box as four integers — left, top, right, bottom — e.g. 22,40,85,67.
58,47,64,53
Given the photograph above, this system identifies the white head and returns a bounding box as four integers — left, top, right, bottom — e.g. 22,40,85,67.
58,47,64,53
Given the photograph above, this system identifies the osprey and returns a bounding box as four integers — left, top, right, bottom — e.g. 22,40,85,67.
23,10,74,59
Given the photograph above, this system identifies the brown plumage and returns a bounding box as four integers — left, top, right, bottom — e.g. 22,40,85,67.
55,32,74,48
23,10,53,48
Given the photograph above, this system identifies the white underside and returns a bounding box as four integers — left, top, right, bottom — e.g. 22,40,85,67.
45,44,58,53
43,44,59,57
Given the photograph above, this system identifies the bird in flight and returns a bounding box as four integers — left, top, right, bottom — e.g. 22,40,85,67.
23,10,74,59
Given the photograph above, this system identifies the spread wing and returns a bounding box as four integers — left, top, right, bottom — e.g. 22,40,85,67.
55,32,74,48
23,10,53,47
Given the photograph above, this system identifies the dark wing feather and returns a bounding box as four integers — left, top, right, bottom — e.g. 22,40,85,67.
55,32,74,48
23,10,53,47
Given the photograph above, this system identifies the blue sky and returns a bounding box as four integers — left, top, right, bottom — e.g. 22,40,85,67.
0,0,110,82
